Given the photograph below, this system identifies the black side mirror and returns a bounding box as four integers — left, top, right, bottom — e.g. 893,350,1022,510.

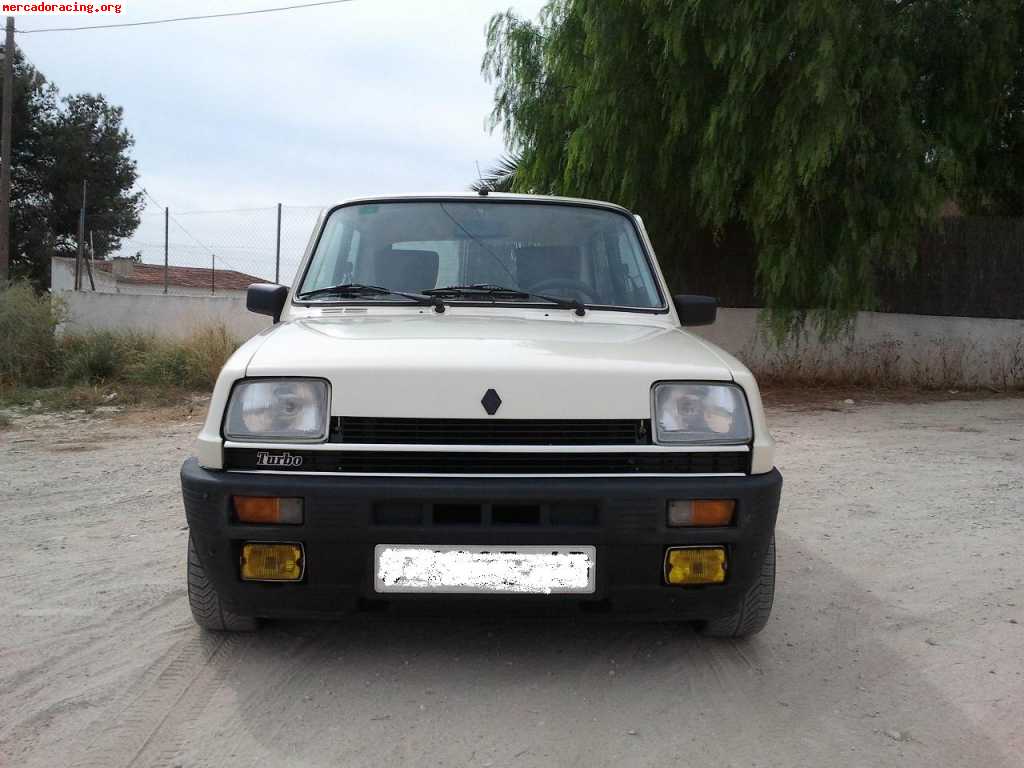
247,283,289,323
673,294,718,326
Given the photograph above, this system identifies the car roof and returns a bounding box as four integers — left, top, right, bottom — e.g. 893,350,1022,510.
327,193,635,217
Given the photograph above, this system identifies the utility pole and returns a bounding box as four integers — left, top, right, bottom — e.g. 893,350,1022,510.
75,180,87,291
0,17,15,285
163,206,169,294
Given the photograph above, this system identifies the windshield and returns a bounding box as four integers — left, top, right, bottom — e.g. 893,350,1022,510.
297,201,664,310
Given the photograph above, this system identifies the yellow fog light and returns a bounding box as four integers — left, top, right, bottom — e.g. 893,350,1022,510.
664,547,726,585
240,543,304,581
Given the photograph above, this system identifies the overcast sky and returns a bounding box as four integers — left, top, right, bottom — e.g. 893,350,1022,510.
16,0,547,278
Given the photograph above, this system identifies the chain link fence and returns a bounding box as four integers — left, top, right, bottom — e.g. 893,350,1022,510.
109,198,325,291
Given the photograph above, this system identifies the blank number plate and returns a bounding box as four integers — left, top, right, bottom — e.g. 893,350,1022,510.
374,545,597,595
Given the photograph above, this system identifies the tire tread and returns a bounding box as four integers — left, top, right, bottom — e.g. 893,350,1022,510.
187,535,257,632
700,536,775,638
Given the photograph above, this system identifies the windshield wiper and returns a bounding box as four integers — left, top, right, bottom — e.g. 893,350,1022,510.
423,284,586,316
298,283,445,312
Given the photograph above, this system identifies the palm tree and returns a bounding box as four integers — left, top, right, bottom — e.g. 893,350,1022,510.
470,153,521,193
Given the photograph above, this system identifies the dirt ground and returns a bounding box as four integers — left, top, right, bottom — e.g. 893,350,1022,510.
1,396,1022,768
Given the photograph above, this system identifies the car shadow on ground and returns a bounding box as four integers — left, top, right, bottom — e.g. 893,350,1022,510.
175,533,1018,768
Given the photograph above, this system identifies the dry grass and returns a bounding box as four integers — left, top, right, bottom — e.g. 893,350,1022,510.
0,322,240,411
0,282,66,388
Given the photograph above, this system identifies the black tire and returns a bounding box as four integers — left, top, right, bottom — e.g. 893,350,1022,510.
187,534,258,632
699,536,775,638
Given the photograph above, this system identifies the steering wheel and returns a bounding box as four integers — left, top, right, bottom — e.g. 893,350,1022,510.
526,277,600,305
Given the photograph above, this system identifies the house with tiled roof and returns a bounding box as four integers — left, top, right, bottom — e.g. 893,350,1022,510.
51,256,265,297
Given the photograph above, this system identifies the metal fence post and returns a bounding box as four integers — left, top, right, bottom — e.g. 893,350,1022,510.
163,206,169,295
211,253,215,295
275,203,282,284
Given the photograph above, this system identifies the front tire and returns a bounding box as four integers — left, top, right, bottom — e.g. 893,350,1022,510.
699,536,775,638
187,535,257,632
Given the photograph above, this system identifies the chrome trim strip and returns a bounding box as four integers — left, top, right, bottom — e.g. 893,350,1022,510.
224,470,747,479
223,441,750,454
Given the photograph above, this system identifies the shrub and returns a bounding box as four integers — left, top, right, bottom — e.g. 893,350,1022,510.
58,323,239,390
0,282,65,387
60,330,124,384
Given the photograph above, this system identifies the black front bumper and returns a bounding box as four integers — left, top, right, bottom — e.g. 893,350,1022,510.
181,458,782,621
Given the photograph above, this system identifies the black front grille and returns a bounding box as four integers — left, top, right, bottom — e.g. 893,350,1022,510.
331,417,650,446
224,448,750,475
372,501,600,527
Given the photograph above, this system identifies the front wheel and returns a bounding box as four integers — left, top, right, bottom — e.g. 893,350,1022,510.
187,535,257,632
699,536,776,638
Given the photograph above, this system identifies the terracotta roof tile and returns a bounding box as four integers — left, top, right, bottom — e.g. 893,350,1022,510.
90,260,265,291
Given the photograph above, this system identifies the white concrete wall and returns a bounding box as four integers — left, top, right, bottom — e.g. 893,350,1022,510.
59,291,271,340
695,308,1024,389
54,291,1024,387
51,257,119,293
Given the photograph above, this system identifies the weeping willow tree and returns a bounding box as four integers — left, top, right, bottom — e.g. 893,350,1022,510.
482,0,1022,337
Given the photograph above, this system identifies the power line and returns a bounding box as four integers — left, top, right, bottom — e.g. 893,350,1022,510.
141,188,248,274
175,206,276,216
15,0,355,34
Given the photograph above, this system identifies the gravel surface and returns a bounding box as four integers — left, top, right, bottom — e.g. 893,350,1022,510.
1,397,1022,767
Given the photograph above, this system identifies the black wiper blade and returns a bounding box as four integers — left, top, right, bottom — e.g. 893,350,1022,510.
423,283,528,298
423,284,586,315
299,282,399,299
298,283,445,312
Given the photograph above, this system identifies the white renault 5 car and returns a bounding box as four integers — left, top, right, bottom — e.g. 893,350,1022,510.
181,193,782,637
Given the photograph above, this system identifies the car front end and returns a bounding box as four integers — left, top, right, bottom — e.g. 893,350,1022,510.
180,194,782,636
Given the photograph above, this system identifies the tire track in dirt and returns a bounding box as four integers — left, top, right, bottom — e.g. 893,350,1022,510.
129,633,255,768
70,633,246,768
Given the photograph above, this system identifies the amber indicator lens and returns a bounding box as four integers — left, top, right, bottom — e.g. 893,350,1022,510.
233,496,303,524
666,499,735,527
240,543,304,581
664,547,727,585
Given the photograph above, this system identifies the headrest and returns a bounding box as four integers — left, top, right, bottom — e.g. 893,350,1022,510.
514,245,582,289
373,248,440,293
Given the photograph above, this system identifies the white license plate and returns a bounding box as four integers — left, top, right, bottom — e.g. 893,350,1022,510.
374,545,597,595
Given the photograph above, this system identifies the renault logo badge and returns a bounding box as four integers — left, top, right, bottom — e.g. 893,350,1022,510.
481,389,502,415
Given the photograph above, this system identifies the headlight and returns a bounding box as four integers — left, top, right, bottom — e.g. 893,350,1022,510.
224,379,329,442
652,383,752,445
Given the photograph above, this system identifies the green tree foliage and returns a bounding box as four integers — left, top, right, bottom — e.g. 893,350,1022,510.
483,1,1022,334
1,49,143,288
5,53,59,288
471,152,521,193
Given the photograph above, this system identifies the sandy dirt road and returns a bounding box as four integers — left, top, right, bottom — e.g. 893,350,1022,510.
1,397,1022,768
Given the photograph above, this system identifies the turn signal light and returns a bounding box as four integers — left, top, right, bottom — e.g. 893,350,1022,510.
240,543,304,581
233,496,303,525
664,547,727,585
666,499,735,527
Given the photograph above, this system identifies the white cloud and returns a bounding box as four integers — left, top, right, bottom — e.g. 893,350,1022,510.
16,0,547,275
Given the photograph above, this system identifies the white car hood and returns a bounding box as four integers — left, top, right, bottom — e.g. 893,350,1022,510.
243,311,734,419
